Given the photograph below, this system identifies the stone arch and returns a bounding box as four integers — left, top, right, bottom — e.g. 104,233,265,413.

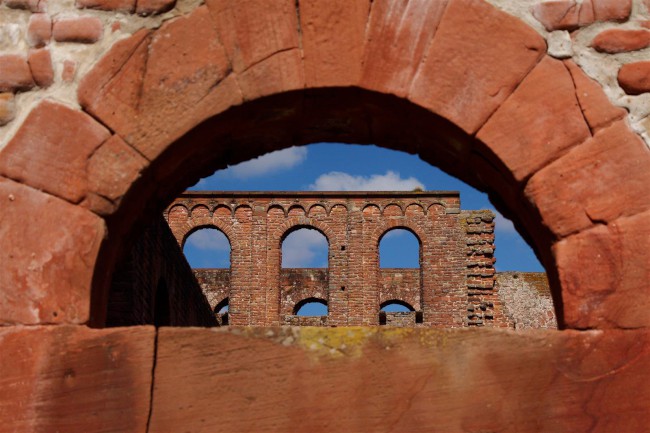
293,297,329,315
0,0,647,332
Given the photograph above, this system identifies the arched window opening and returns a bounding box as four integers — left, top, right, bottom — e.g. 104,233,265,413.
379,228,420,268
380,300,415,313
282,227,328,268
215,298,229,326
294,298,328,316
183,227,231,269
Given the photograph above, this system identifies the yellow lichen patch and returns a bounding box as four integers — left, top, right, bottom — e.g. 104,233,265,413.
296,327,376,359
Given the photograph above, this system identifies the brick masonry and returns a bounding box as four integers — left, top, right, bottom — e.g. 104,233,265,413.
164,191,524,328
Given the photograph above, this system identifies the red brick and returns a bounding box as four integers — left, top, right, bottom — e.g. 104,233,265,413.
86,134,149,215
62,59,76,82
0,325,154,430
409,0,546,134
149,327,650,432
27,48,54,88
564,60,627,132
618,61,650,95
0,177,105,324
591,29,650,53
299,0,370,87
27,13,52,48
525,121,650,238
75,0,135,12
592,0,632,22
136,0,175,15
477,56,591,182
0,55,35,92
554,209,650,329
0,100,111,204
53,17,103,44
361,0,448,97
0,93,15,126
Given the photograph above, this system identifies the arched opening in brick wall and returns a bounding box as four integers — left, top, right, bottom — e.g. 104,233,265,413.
294,297,328,316
379,228,421,268
183,227,231,269
281,227,329,268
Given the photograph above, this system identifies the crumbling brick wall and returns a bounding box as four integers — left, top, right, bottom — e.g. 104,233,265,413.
165,191,509,328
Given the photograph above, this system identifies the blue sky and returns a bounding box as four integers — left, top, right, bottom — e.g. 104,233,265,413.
183,143,544,274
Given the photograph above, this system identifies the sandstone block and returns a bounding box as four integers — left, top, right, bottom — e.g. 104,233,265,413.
554,209,650,329
618,61,650,95
410,0,546,134
592,0,632,22
564,60,626,132
591,29,650,53
27,48,54,88
4,0,43,12
205,0,299,73
149,327,650,432
53,17,103,43
136,0,175,16
532,0,631,31
0,177,105,324
79,7,239,161
361,0,448,96
75,0,135,12
525,121,650,238
0,93,15,126
86,134,148,214
477,56,590,182
27,13,52,48
299,0,370,87
0,325,154,430
0,100,111,204
0,54,35,92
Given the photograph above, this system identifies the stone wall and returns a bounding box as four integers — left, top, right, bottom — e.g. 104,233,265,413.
107,214,216,327
497,272,557,329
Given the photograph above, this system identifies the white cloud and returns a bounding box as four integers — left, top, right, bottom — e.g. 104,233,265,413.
282,229,328,268
493,210,517,235
226,147,307,179
309,170,425,191
187,229,230,251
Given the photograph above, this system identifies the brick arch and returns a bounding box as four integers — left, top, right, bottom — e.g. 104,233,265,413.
274,218,339,251
0,0,648,333
375,223,425,251
179,221,235,252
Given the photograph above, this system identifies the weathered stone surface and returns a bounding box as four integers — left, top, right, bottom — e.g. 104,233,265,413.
477,56,590,182
591,29,650,53
236,48,303,100
27,48,54,88
206,0,298,73
409,0,546,134
53,17,103,44
0,93,15,126
27,13,52,48
0,100,111,204
532,0,631,31
361,0,448,96
299,0,370,87
4,0,43,12
564,60,627,132
86,134,148,215
149,327,650,432
525,121,650,238
79,7,239,161
618,61,650,95
75,0,136,12
0,325,154,431
0,177,105,324
136,0,175,15
555,210,650,329
62,59,76,82
0,54,35,92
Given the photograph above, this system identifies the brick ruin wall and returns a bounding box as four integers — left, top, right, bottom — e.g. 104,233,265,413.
107,214,216,327
163,191,554,329
1,0,650,150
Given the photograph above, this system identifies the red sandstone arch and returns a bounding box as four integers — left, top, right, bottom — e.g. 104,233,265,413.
2,1,650,431
1,0,649,333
